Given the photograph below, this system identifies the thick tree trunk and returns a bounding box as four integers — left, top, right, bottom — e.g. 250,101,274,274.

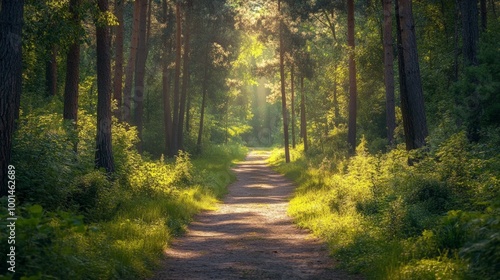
197,63,209,151
300,76,308,152
172,2,182,155
46,45,58,96
278,0,290,163
133,0,149,153
0,0,24,197
112,0,124,119
178,0,191,151
122,0,140,123
95,0,115,173
383,0,396,147
396,0,428,150
291,65,296,149
347,0,357,155
63,0,81,124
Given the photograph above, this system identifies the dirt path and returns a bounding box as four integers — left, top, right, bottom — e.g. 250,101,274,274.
152,151,361,280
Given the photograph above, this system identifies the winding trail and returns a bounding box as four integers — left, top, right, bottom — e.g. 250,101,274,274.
152,151,361,279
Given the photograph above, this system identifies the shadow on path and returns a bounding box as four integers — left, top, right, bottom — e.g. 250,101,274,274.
151,151,363,280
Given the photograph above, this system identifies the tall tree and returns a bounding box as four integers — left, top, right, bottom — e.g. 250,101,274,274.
63,0,81,124
395,0,428,150
112,0,124,119
383,0,396,146
459,0,481,142
279,0,290,163
347,0,357,155
122,0,141,122
172,1,182,155
0,0,24,196
46,45,58,96
133,0,149,152
95,0,115,173
300,76,308,152
291,64,296,149
178,0,192,151
162,1,174,157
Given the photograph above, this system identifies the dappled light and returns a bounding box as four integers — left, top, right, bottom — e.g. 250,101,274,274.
1,0,499,279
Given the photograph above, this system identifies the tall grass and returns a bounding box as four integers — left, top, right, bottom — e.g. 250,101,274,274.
271,134,500,279
0,108,247,279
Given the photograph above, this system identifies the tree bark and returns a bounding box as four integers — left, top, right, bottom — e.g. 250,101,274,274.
95,0,115,173
300,76,308,152
178,0,191,151
63,0,81,124
396,0,428,150
278,0,290,163
347,0,357,155
122,0,140,123
480,0,487,31
459,0,481,142
172,1,182,155
133,0,149,153
163,7,174,158
46,45,58,96
112,0,124,119
291,65,296,149
0,0,24,196
383,0,396,147
197,59,209,151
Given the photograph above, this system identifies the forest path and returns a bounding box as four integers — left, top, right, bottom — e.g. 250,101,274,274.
151,151,362,280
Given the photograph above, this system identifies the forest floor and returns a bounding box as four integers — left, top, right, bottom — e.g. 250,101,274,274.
151,151,363,279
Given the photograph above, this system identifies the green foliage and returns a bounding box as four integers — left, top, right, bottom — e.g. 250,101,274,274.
273,131,500,279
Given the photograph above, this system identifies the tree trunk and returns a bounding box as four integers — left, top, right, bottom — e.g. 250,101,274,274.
112,0,124,119
333,75,340,125
0,0,24,196
278,0,290,163
122,0,140,123
95,0,115,173
197,63,209,151
178,0,191,151
383,0,396,147
172,1,182,155
300,76,308,152
459,0,481,142
291,65,296,149
133,0,148,153
396,0,428,150
163,12,174,158
46,45,58,96
63,0,81,124
480,0,487,31
347,0,357,155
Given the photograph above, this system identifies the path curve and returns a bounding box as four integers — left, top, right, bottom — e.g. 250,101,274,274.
152,151,361,280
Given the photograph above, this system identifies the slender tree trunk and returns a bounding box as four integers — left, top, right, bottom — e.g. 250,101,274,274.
291,65,296,149
300,76,308,152
383,0,396,147
459,0,481,141
46,45,58,96
197,61,209,151
396,0,428,150
163,49,173,157
480,0,487,31
278,0,290,163
63,0,81,124
95,0,115,173
122,0,140,123
0,0,24,196
172,1,182,155
112,0,124,119
178,0,191,151
333,73,340,124
133,0,148,152
347,0,357,155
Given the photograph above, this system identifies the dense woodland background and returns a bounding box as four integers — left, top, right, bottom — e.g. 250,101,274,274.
1,0,499,279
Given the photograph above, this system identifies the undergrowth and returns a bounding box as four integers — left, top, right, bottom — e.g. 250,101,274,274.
0,107,247,280
270,133,500,280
